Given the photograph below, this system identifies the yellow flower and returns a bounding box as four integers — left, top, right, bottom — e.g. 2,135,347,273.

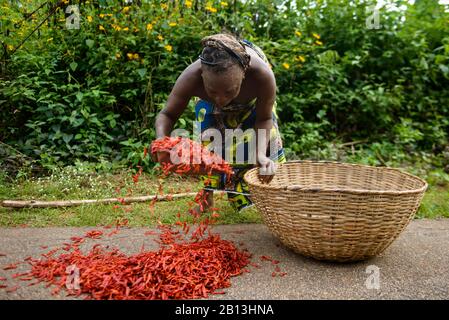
312,33,321,39
99,13,105,18
220,1,228,7
122,6,130,13
169,22,177,27
315,40,323,45
99,25,105,31
127,53,134,60
146,23,153,31
206,6,217,13
165,45,173,52
7,45,14,51
112,24,121,31
296,55,306,63
282,63,290,69
133,53,139,60
158,34,164,41
63,0,69,4
161,3,168,10
116,53,121,59
87,16,93,23
123,27,129,31
185,0,192,8
295,30,302,37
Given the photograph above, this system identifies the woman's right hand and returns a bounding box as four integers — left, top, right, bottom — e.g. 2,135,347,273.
150,140,172,164
152,151,171,164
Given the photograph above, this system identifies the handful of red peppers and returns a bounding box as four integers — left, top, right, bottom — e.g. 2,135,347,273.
150,136,234,178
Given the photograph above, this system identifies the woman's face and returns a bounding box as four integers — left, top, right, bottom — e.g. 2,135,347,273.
201,65,244,108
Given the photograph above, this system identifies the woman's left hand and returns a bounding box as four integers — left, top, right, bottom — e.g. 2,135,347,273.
257,155,276,184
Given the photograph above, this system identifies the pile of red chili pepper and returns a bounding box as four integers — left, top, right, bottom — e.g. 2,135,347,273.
150,136,233,178
22,230,250,299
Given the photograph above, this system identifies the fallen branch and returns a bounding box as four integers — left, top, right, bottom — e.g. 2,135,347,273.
0,192,201,209
339,140,368,147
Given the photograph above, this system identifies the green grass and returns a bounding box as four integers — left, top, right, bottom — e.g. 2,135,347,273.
0,167,262,227
0,165,447,227
416,185,449,219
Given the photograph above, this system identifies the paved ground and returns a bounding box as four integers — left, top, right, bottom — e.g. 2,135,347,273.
0,219,448,300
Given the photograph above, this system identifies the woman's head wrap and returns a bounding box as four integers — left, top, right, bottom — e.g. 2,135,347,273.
199,34,251,72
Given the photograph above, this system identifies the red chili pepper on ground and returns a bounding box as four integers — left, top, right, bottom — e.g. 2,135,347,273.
115,219,129,228
70,236,84,244
3,263,18,271
260,255,273,262
85,230,103,239
5,286,19,293
107,230,119,237
12,272,29,279
132,166,143,184
18,277,33,281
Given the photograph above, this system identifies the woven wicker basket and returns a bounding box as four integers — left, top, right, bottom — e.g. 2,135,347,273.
243,160,428,262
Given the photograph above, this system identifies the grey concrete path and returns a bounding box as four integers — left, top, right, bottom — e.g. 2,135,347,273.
0,219,448,300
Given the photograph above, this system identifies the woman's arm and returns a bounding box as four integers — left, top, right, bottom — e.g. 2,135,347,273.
155,63,200,138
155,93,189,139
255,68,277,183
153,64,200,163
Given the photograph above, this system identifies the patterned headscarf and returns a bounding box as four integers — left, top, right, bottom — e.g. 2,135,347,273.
199,33,251,72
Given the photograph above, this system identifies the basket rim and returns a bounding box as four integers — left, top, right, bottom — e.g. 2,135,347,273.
243,160,428,195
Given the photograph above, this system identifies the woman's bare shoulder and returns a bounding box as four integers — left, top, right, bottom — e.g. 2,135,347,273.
173,60,203,97
245,49,275,83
